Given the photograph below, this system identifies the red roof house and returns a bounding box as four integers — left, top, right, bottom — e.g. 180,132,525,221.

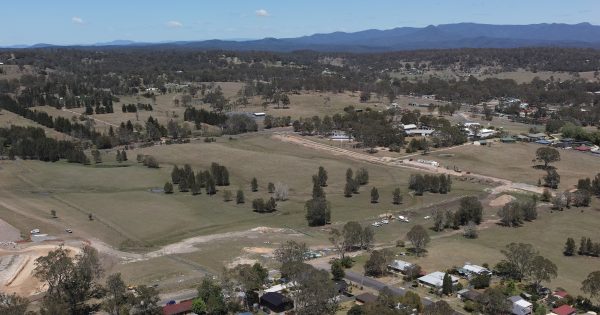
552,290,568,299
162,299,193,315
552,304,577,315
575,145,591,152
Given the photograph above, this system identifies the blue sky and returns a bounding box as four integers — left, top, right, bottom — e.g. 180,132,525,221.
1,0,599,45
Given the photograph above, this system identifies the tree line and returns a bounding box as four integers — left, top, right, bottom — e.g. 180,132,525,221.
0,126,89,164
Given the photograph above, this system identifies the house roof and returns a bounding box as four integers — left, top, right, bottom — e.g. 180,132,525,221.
388,260,413,271
553,290,568,298
418,272,459,287
355,292,378,304
162,299,193,315
508,296,532,308
552,304,577,315
261,292,288,307
461,264,490,274
528,133,546,138
575,145,591,151
459,289,482,301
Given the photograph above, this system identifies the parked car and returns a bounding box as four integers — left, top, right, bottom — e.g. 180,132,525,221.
65,229,72,233
166,300,176,305
30,229,40,234
382,219,389,224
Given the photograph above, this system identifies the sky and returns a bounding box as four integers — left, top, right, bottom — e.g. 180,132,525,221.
1,0,599,45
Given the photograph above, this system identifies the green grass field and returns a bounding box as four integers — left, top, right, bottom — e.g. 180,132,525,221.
0,134,485,251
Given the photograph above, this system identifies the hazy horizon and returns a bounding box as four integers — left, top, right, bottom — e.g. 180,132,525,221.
1,0,599,46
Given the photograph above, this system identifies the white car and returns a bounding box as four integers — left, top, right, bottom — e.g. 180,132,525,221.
30,229,40,234
424,215,431,220
382,219,389,224
371,222,381,227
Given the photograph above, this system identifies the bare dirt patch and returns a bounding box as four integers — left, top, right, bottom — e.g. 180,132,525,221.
0,218,20,242
489,194,516,207
0,244,81,296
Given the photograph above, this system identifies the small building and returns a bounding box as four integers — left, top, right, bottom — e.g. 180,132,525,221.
418,271,459,288
253,112,266,117
527,133,547,142
406,129,435,137
575,145,592,152
401,124,418,131
330,130,353,141
162,299,193,315
516,135,530,142
457,289,482,302
552,290,568,299
388,260,414,273
355,292,378,304
260,292,293,313
535,139,552,145
508,296,532,315
458,263,491,277
501,137,516,143
551,305,577,315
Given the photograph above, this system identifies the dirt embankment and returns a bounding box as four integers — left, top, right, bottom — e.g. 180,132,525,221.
0,244,81,297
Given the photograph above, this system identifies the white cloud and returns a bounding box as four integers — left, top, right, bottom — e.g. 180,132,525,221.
255,9,270,17
71,16,84,24
166,20,183,28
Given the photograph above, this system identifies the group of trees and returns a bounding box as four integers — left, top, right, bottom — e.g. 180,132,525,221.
344,167,369,197
408,174,452,195
0,126,90,164
329,221,374,258
168,163,229,195
565,237,600,258
121,103,153,113
263,115,292,129
29,245,163,314
552,187,592,210
430,196,483,235
494,243,558,289
497,196,538,227
251,197,277,213
273,240,339,315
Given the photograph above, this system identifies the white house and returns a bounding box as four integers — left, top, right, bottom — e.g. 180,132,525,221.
330,130,353,141
509,296,532,315
459,263,491,277
400,124,417,131
418,272,459,288
387,260,414,273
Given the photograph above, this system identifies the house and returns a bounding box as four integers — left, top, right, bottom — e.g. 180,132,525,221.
535,139,553,145
355,292,378,304
418,271,459,288
405,128,435,136
162,299,193,315
458,263,491,277
508,296,533,315
501,137,516,143
388,259,414,273
330,130,353,141
552,290,568,299
551,305,577,315
575,145,592,152
400,124,418,131
527,133,547,142
260,292,293,313
457,289,482,302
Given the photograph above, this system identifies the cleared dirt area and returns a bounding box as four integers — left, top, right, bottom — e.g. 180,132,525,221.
0,218,20,242
0,244,81,296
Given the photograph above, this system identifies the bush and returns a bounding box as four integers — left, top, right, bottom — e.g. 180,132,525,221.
143,155,159,168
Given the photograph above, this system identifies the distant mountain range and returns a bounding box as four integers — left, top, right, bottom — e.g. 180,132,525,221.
3,22,600,52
